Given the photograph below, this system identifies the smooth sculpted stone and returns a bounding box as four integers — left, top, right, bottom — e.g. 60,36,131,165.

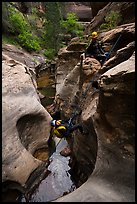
53,53,135,202
2,57,52,188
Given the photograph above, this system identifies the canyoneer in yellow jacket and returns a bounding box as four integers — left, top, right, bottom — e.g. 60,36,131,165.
50,113,84,139
85,31,108,66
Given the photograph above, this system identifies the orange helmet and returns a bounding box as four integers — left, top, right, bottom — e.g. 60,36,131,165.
91,31,98,38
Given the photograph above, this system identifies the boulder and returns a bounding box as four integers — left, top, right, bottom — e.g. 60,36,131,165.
63,2,92,21
60,146,71,157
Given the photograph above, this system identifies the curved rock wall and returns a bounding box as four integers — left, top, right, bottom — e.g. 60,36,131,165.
54,52,135,202
53,17,135,201
55,41,101,117
2,56,52,187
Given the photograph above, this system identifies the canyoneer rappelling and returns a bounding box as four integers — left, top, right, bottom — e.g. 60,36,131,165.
49,110,85,154
81,31,109,66
49,32,122,155
82,32,122,97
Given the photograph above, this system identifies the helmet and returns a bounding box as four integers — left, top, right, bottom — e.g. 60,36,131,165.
50,120,56,126
91,31,98,38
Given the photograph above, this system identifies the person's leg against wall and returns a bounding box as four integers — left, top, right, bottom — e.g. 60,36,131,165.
70,124,83,134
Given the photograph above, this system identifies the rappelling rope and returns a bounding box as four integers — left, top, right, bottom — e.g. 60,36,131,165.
82,33,122,98
51,34,123,154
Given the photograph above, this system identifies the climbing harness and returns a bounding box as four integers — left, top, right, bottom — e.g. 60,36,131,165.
82,34,122,98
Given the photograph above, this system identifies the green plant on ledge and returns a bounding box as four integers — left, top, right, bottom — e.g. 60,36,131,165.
61,12,84,38
100,10,121,30
8,5,41,52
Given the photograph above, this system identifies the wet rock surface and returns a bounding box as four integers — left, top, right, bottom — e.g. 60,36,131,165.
2,2,135,202
26,139,76,202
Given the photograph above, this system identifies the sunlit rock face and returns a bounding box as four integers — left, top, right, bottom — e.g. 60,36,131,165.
2,56,52,187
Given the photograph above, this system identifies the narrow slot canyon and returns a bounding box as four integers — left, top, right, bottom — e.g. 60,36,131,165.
2,2,135,202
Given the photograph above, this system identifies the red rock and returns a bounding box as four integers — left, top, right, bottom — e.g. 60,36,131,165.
60,146,71,157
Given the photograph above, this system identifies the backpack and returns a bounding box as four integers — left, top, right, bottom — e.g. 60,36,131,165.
52,125,67,138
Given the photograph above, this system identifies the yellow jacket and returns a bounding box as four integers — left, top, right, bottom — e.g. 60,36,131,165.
52,120,67,138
